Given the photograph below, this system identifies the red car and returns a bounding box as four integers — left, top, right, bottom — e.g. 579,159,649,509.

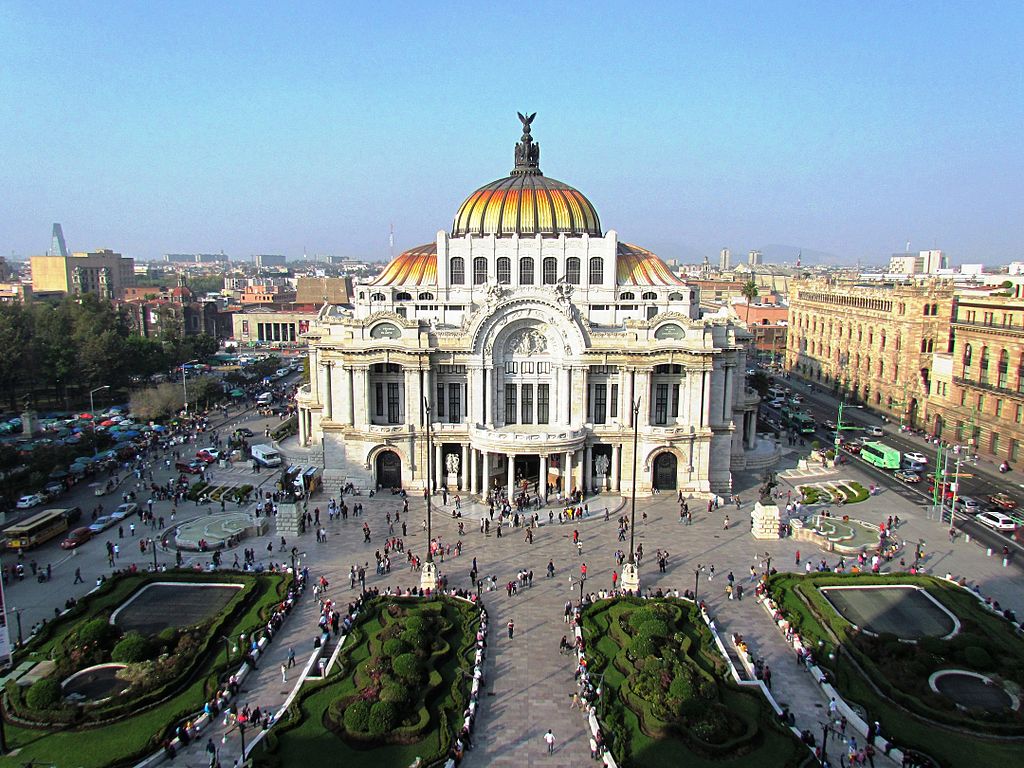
988,493,1018,510
195,451,218,464
175,460,205,474
928,483,954,501
60,527,93,549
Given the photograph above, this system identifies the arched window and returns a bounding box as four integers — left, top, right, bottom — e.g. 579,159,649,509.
642,291,657,301
449,257,465,285
668,292,684,301
418,292,434,300
931,303,939,316
589,257,604,285
619,291,635,301
542,257,558,284
565,257,580,285
880,332,886,350
962,343,972,370
395,292,412,301
496,257,511,285
979,346,990,383
473,257,487,285
998,349,1009,388
519,257,534,285
371,292,387,302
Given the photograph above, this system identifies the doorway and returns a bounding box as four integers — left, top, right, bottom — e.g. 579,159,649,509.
652,452,677,491
375,450,402,489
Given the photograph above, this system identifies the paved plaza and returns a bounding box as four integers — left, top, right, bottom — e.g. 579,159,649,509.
4,425,1022,767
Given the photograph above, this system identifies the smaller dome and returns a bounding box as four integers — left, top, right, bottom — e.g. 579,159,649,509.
370,243,436,287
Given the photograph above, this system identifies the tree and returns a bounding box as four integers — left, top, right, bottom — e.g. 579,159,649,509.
0,303,30,410
130,382,185,421
186,375,224,410
741,279,759,306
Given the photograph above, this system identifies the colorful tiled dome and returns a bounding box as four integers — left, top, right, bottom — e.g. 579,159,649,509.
451,113,602,238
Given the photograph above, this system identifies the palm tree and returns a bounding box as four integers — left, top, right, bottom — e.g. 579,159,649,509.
740,279,759,324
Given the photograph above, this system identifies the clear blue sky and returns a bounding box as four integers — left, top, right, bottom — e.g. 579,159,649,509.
2,1,1022,265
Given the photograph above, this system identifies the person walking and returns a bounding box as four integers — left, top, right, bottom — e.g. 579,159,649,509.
281,663,288,683
73,567,84,584
287,647,296,668
544,729,555,754
507,619,515,639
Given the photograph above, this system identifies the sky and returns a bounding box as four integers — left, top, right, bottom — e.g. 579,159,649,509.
1,1,1022,266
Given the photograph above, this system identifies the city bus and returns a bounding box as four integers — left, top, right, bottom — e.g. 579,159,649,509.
790,413,816,434
4,509,70,550
859,442,901,470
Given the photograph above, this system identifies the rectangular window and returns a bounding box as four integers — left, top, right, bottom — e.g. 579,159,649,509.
504,384,517,425
654,383,669,425
959,390,966,406
387,382,400,424
537,362,550,374
437,383,445,417
593,383,607,425
521,361,534,374
375,382,384,416
504,361,517,374
448,383,461,423
521,384,534,424
955,421,964,441
670,383,680,417
977,394,985,411
610,383,619,418
1017,404,1023,424
996,399,1003,417
538,384,550,424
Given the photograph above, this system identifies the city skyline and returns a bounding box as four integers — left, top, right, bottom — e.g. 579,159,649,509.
2,2,1022,265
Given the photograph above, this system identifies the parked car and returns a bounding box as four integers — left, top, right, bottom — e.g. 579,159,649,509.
88,515,114,534
196,449,222,463
988,492,1017,510
894,470,921,484
235,427,254,438
43,481,66,499
16,492,44,509
866,425,884,437
975,510,1016,531
175,460,205,475
904,452,928,464
60,527,93,549
111,502,138,521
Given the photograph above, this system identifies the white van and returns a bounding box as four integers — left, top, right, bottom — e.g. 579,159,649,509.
251,444,282,468
256,392,274,405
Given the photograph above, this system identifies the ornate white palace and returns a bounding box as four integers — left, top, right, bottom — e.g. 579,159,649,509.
295,115,760,499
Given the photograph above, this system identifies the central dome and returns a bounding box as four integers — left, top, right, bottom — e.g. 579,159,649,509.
451,114,602,239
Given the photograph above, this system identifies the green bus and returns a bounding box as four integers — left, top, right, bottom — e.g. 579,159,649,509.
790,413,816,434
859,441,901,470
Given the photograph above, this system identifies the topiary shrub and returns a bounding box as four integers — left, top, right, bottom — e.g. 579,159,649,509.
392,652,420,681
669,672,694,700
343,699,371,732
368,700,398,735
403,615,427,633
630,633,658,660
26,678,62,710
381,638,409,658
400,628,427,649
112,631,152,663
638,619,670,638
964,646,993,670
628,608,656,632
379,682,410,705
78,617,117,647
918,636,947,657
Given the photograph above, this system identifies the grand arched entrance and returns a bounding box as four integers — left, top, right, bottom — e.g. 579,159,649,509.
652,453,677,491
375,450,402,489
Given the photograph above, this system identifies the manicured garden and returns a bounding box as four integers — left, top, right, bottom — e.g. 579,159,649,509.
798,480,869,505
766,573,1024,768
256,595,479,768
581,597,809,768
1,570,291,767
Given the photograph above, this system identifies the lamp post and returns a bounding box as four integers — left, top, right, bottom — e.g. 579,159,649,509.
833,402,863,453
89,385,110,420
11,607,23,646
692,565,702,600
222,721,247,762
151,538,158,571
421,397,438,591
621,398,642,593
181,359,199,414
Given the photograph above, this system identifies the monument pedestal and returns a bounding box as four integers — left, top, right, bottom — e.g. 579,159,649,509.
751,501,782,540
276,500,306,538
420,561,438,592
620,562,640,594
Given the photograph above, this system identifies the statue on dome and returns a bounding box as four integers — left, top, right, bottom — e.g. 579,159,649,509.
513,112,541,172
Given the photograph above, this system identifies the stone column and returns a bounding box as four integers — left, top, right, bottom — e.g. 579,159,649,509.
583,445,592,493
470,447,478,495
321,363,333,421
539,454,548,502
506,453,515,503
611,443,621,492
485,368,494,427
461,443,469,491
562,451,572,497
701,369,711,428
298,407,307,445
403,368,414,427
578,367,590,425
637,369,650,426
434,442,443,491
625,369,635,427
482,451,490,494
336,364,352,426
722,364,733,423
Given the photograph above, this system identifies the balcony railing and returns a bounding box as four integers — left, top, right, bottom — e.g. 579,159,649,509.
953,376,1024,398
953,319,1024,334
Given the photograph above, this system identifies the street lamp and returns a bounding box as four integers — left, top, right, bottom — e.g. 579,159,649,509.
621,398,642,594
692,565,703,600
89,385,110,420
151,538,158,571
181,359,200,414
222,721,247,761
833,402,863,452
421,396,438,592
10,607,23,646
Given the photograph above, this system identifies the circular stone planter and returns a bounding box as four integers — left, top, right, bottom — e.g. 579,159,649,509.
929,669,1019,712
62,663,130,703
